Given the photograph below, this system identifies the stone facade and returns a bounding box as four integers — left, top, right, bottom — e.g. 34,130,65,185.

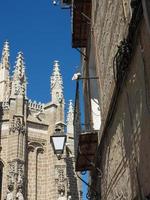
0,43,81,200
73,0,150,199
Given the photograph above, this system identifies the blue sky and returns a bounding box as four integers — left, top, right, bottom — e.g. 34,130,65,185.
0,0,79,105
0,0,88,199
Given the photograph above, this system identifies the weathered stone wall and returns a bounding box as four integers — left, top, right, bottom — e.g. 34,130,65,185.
1,125,9,200
27,142,47,200
91,0,132,130
0,106,70,200
66,157,81,200
93,17,150,200
85,0,150,199
0,43,79,199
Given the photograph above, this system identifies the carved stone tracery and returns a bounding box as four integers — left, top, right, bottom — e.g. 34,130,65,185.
7,161,16,187
10,117,26,134
14,83,26,96
55,165,66,197
7,160,24,186
2,101,9,110
17,163,24,188
7,160,25,196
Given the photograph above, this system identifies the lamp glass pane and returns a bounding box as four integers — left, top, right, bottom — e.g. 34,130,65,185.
52,136,65,152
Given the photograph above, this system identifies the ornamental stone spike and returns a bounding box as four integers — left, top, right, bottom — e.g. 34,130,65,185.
0,40,10,69
66,100,74,135
53,60,60,75
13,52,26,81
11,52,27,97
0,41,11,101
50,60,64,104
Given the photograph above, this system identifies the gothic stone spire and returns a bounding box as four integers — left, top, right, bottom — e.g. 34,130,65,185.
0,41,10,101
50,60,64,104
11,52,27,97
66,100,74,134
0,41,10,70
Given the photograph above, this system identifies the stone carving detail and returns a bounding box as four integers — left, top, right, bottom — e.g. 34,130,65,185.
58,192,66,200
7,161,24,187
2,101,9,110
10,117,26,134
6,185,14,200
4,78,11,101
14,84,26,96
51,61,63,90
28,99,44,112
55,165,66,198
17,163,24,189
16,187,24,200
11,52,26,97
7,162,16,187
7,161,25,198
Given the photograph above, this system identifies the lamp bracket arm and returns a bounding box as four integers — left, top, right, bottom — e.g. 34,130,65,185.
79,147,102,177
76,172,100,197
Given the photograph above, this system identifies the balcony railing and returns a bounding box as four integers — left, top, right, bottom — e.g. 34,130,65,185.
73,80,98,172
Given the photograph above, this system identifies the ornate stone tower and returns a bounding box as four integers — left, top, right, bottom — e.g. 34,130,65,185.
50,60,64,123
66,100,74,136
0,42,80,200
66,100,82,200
0,41,10,102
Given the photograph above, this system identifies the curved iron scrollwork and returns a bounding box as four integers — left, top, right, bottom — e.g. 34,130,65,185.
76,172,100,200
86,189,98,200
113,0,143,84
113,39,132,83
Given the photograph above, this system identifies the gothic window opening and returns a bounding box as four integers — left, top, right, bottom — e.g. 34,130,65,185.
27,143,45,200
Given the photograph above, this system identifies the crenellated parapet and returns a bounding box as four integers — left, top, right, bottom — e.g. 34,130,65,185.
28,99,44,112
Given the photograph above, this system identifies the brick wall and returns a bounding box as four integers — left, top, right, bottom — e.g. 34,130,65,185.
91,0,132,130
83,0,150,199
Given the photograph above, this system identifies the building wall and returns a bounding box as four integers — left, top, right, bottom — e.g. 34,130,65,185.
87,0,150,199
0,105,56,200
0,53,80,200
91,0,132,130
0,122,9,200
98,20,150,199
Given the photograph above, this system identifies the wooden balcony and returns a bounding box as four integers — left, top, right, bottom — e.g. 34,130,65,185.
72,0,91,48
75,132,98,172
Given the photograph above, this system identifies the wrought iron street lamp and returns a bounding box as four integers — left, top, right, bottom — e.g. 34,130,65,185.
50,124,67,160
50,125,100,198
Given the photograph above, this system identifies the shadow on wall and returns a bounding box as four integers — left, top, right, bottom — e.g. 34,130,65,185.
66,157,79,200
97,26,150,199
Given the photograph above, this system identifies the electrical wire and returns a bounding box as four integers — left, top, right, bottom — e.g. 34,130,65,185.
78,147,102,178
75,172,99,199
